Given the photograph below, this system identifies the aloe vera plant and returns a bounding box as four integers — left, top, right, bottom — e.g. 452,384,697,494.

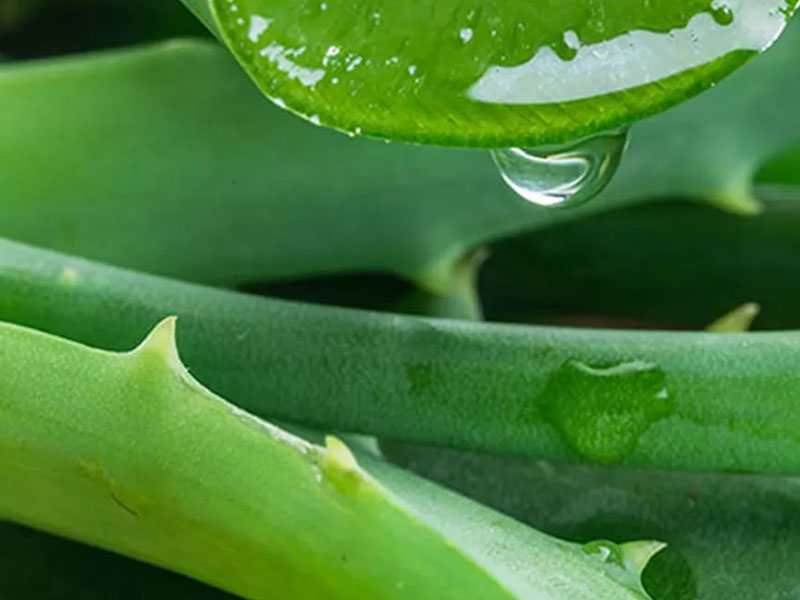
1,317,666,599
2,1,800,599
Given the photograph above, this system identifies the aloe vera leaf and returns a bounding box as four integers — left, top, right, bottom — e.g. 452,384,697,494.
0,317,662,600
178,0,798,147
384,443,800,600
479,197,800,330
0,41,503,292
1,20,800,291
4,239,800,474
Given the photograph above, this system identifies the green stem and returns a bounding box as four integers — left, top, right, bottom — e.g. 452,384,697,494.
3,238,800,475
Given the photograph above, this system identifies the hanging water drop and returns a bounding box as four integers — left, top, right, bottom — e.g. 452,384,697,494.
492,128,629,208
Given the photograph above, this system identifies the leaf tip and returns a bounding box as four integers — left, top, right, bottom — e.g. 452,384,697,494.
620,540,667,575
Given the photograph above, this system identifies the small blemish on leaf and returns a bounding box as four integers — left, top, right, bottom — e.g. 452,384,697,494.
59,266,79,285
111,492,139,518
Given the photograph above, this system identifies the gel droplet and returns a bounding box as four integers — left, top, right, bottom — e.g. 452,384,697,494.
492,128,629,208
581,539,667,592
582,540,626,567
532,359,675,463
709,3,735,26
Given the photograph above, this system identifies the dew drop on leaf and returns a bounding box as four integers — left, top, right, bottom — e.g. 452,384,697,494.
709,1,735,26
530,359,675,462
581,539,668,592
582,540,626,567
491,128,629,208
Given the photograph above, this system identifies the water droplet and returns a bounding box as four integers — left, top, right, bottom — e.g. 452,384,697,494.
323,44,340,67
492,128,629,208
563,30,581,50
580,539,667,593
527,359,675,463
247,14,272,43
582,540,626,567
710,2,735,25
551,30,581,61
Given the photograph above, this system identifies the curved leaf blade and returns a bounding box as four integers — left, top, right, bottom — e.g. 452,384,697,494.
205,0,796,146
384,443,800,600
0,317,658,600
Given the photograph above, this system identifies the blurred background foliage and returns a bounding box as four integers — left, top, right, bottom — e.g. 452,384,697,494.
0,0,206,58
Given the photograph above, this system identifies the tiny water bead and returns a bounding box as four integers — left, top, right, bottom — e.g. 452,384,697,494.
581,539,667,592
492,128,629,208
582,540,626,567
710,3,736,25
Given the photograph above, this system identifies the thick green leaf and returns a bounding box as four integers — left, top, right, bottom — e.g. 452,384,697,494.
4,238,800,474
192,0,797,147
385,443,800,600
2,17,800,292
0,317,660,600
0,41,502,292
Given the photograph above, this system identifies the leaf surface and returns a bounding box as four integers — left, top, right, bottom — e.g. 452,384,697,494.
4,239,800,474
199,0,796,146
0,318,658,600
385,443,800,600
